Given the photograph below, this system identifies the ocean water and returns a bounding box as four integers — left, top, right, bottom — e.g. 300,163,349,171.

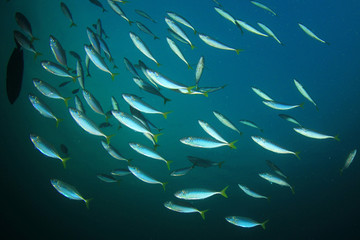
1,0,360,239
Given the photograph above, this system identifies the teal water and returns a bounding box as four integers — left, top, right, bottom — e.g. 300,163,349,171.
1,0,360,239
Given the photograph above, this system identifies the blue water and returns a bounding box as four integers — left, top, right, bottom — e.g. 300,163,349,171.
1,0,360,239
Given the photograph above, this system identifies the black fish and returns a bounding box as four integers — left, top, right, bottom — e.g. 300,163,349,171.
89,0,107,12
99,122,112,128
6,39,24,104
72,88,79,94
60,144,68,154
187,156,224,168
59,80,71,87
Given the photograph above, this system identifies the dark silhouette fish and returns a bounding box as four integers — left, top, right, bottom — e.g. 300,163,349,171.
187,156,224,168
6,39,24,104
72,88,80,94
58,80,71,87
60,144,68,154
99,122,112,128
89,0,107,12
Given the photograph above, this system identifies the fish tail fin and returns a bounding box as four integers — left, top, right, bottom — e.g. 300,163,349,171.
299,102,305,108
193,29,197,35
70,22,77,27
202,91,209,97
71,75,78,82
110,72,119,81
162,111,172,119
199,209,208,220
102,8,107,12
63,97,71,107
30,36,40,43
190,44,195,50
340,168,344,176
154,36,160,40
290,186,295,195
261,219,269,230
56,118,64,128
325,41,330,45
164,97,171,105
34,51,42,60
153,133,164,143
235,49,243,55
84,198,93,209
161,182,168,191
165,160,173,170
113,64,118,69
220,186,229,198
267,196,271,202
228,140,238,149
87,73,91,77
187,86,196,93
61,157,71,169
128,20,134,26
294,152,301,160
334,135,340,141
187,64,193,70
154,143,160,151
315,105,319,111
156,62,161,67
218,161,225,168
106,134,116,144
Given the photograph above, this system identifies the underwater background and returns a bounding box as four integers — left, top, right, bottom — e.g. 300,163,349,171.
1,0,360,239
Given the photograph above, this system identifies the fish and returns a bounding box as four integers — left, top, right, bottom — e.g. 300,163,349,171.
97,174,120,183
132,77,171,104
111,168,131,176
175,186,229,200
278,114,302,126
238,184,269,200
195,56,204,89
213,111,242,135
168,28,189,45
89,0,107,12
101,140,130,162
30,134,70,168
167,12,196,34
76,60,85,89
198,85,227,94
165,17,194,49
298,23,329,44
82,89,107,120
251,136,300,159
251,87,273,101
293,127,339,141
257,23,283,45
99,38,116,66
259,172,295,194
112,110,161,142
86,27,101,54
129,32,160,66
136,60,160,88
145,68,193,91
130,106,162,133
180,136,237,149
13,30,41,59
124,57,139,77
170,166,194,177
134,9,156,23
166,37,192,69
59,80,71,87
263,100,304,110
251,1,276,16
111,96,119,111
41,61,76,81
239,120,263,132
129,142,172,170
266,160,287,179
60,2,76,27
294,79,318,110
198,33,242,54
340,149,357,175
214,7,236,25
6,41,24,104
135,21,159,40
235,20,268,37
187,156,224,168
69,108,113,144
74,95,85,113
225,216,269,230
51,179,91,208
198,120,237,147
29,94,63,127
107,0,132,25
33,78,70,107
122,93,171,119
128,165,167,191
99,122,112,128
84,45,118,80
85,54,91,77
15,12,38,42
164,200,208,220
60,144,68,155
69,51,82,62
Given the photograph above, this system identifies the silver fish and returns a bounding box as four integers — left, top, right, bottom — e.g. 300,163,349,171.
180,136,237,149
278,114,302,126
293,127,339,141
135,21,159,40
298,23,329,44
164,200,208,220
166,37,192,69
238,184,269,200
251,136,300,159
257,23,283,45
128,165,167,191
340,149,357,175
33,78,70,107
41,61,76,81
49,35,69,69
225,216,269,229
294,79,318,110
132,77,171,104
29,94,63,127
263,100,304,110
235,20,268,37
15,12,38,42
84,45,118,80
251,1,276,16
251,87,273,101
259,172,294,194
14,30,41,59
86,27,101,54
74,95,85,113
134,9,156,23
170,166,194,177
239,120,263,132
165,17,194,49
111,168,131,176
129,32,160,66
175,186,228,200
266,160,287,179
82,89,107,120
199,33,242,54
213,111,242,135
51,179,91,208
145,68,193,91
107,0,132,25
167,12,196,34
101,140,130,162
195,56,204,88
